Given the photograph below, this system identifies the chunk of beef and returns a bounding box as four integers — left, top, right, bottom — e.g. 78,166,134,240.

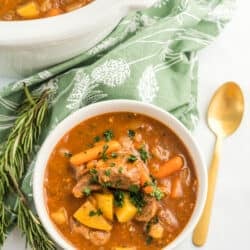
151,145,169,161
72,174,101,198
119,136,134,151
70,218,90,239
97,166,140,190
71,164,89,180
135,196,158,222
158,208,179,233
70,218,111,246
89,230,111,246
95,151,147,190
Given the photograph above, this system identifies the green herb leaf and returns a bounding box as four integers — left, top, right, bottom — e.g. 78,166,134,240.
101,144,109,161
101,181,112,188
146,236,153,245
110,162,116,168
94,136,101,142
128,185,140,193
146,181,164,201
128,129,135,138
114,190,125,207
104,169,111,177
151,186,164,201
138,146,149,163
151,216,159,224
129,185,146,211
103,130,114,142
89,168,99,184
127,154,137,163
83,187,91,196
111,152,118,158
115,179,122,188
89,209,102,217
90,168,97,175
118,167,123,174
64,152,72,158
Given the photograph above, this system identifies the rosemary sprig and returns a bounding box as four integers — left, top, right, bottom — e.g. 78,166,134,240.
0,84,56,249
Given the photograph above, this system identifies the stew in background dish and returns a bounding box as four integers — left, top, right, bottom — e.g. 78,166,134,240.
44,112,198,250
0,0,93,20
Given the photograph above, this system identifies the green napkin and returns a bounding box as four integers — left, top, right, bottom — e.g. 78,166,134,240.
0,0,234,241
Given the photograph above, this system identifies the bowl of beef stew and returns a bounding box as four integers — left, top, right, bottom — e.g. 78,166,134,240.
33,100,207,250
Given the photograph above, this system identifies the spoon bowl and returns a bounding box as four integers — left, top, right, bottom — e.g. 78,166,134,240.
208,82,244,137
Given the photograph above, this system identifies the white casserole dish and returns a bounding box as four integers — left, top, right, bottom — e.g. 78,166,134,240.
0,0,154,77
33,100,208,250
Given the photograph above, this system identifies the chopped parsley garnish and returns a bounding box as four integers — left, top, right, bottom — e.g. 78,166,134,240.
128,129,135,138
111,152,118,158
83,187,91,196
114,190,125,207
89,168,98,184
89,209,102,217
104,169,111,177
127,154,137,163
118,167,123,174
146,236,153,245
151,186,164,201
64,152,72,158
101,144,109,161
90,168,97,175
94,136,100,142
110,162,116,168
103,130,114,142
129,185,140,193
138,146,149,163
145,181,164,201
151,216,159,224
101,181,112,188
115,179,122,188
129,185,146,212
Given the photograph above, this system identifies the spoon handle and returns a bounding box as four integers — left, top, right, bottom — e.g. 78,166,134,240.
192,136,222,246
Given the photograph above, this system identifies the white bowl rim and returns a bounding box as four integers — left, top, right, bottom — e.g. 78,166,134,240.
0,0,112,45
0,0,154,45
33,99,207,250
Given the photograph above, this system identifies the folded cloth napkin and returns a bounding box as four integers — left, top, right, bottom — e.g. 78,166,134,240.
0,0,234,242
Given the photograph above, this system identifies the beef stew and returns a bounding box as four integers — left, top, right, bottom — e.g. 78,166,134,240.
44,112,198,250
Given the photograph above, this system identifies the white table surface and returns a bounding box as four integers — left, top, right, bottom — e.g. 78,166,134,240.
1,1,250,249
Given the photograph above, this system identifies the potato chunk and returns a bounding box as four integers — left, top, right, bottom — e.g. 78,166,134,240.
148,223,164,239
51,207,68,225
16,1,40,19
74,200,112,231
115,193,137,223
94,193,114,221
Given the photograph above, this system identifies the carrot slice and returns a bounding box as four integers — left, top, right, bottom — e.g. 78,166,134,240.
170,176,183,198
70,141,121,166
143,185,167,195
152,156,183,179
139,168,151,186
143,186,154,194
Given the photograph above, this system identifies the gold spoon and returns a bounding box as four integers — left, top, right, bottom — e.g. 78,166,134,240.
192,82,244,246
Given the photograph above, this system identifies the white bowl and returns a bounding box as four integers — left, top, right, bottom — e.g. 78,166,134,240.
0,0,155,77
33,100,207,250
